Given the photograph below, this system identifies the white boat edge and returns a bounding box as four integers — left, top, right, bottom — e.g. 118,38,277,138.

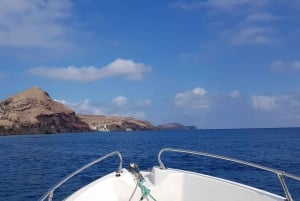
64,167,287,201
39,148,300,201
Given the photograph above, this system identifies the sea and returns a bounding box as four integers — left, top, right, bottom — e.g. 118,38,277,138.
0,128,299,201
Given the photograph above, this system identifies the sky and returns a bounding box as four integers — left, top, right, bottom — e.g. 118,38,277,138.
0,0,300,129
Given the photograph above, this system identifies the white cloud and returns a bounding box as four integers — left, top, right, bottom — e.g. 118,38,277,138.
287,96,300,107
231,13,279,46
230,90,240,98
57,90,300,128
29,58,152,81
229,27,273,45
192,87,207,95
137,99,152,107
205,0,266,11
252,93,300,111
113,96,128,107
272,61,300,71
175,87,210,109
251,93,300,127
170,1,203,10
54,99,68,105
75,99,105,114
55,97,151,120
111,111,147,120
171,0,269,12
172,0,284,46
0,0,72,48
102,59,152,80
244,13,278,23
55,99,105,115
252,95,277,110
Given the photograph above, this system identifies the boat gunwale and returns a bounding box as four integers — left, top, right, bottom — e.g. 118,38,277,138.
38,148,300,201
158,148,300,201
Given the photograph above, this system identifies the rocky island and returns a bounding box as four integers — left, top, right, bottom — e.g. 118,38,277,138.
0,87,155,135
157,123,197,130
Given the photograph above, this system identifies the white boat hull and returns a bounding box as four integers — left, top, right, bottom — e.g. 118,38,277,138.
39,149,299,201
65,167,286,201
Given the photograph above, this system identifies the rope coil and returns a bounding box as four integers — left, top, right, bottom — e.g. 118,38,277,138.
137,179,157,201
128,178,157,201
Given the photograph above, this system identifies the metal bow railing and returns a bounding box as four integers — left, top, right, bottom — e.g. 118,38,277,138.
38,151,123,201
158,148,300,201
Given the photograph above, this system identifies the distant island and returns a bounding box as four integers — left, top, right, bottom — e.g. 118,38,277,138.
0,87,196,135
157,123,197,130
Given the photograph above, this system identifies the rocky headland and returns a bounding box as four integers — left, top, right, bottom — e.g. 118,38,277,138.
0,87,155,135
78,114,156,132
157,123,197,130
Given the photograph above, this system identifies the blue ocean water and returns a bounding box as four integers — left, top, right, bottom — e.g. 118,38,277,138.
0,128,299,201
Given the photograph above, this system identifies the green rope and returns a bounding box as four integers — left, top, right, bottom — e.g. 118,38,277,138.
137,179,157,201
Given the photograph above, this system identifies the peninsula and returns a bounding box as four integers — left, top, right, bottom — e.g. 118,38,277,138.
0,87,155,135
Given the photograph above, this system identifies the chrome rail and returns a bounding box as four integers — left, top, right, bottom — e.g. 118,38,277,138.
158,148,300,201
38,151,123,201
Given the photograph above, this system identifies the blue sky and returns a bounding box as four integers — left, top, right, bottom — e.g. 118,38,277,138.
1,0,300,129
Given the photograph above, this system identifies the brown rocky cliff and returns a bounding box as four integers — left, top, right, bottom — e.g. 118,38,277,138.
0,87,90,135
